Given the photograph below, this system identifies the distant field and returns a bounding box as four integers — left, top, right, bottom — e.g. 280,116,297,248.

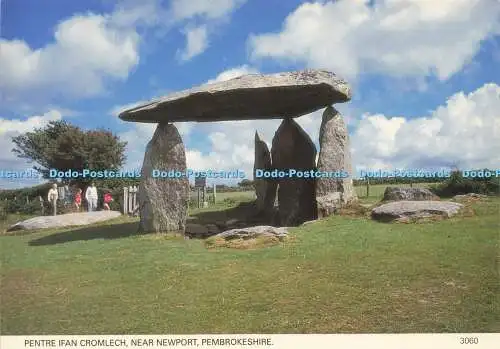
189,190,255,203
189,183,438,205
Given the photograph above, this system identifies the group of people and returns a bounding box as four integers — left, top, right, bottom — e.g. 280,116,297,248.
47,182,114,213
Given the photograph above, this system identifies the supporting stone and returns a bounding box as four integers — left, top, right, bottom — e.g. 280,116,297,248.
138,123,189,233
271,118,317,226
316,106,356,218
254,131,277,216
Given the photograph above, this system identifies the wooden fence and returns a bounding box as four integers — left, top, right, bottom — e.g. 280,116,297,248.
123,186,139,215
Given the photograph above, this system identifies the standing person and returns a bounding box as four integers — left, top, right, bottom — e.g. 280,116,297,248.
103,191,113,211
85,182,98,212
74,188,82,212
47,183,58,215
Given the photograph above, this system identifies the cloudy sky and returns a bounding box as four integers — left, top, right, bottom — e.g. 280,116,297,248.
1,0,499,188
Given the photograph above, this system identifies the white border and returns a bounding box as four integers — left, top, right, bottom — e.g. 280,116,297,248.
1,334,499,349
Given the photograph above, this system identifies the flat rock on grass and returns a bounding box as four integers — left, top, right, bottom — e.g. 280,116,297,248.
7,211,122,232
118,70,351,123
216,225,289,240
451,193,488,201
371,201,463,222
207,226,289,249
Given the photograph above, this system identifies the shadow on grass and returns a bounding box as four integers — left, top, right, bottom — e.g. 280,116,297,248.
187,201,273,227
28,221,142,246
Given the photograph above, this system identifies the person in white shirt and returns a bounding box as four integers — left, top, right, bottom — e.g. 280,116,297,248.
85,182,98,212
47,183,58,215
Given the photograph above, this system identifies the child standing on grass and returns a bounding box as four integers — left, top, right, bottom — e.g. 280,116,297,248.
74,188,82,211
103,191,113,211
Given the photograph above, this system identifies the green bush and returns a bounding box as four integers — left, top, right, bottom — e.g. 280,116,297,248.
431,170,500,197
0,201,7,221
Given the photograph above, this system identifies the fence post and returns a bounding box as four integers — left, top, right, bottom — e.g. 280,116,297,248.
365,175,370,198
203,186,207,207
123,187,129,215
128,186,133,215
52,197,57,216
131,186,138,215
213,184,217,204
39,196,44,215
197,187,201,209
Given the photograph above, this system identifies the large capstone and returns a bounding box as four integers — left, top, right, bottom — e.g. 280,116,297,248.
118,70,351,123
272,118,317,226
316,106,356,218
254,131,277,216
138,123,189,233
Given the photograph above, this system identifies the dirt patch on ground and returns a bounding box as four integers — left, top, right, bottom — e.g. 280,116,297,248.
1,269,45,301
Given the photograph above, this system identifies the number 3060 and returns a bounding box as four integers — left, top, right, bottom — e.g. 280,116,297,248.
460,337,479,344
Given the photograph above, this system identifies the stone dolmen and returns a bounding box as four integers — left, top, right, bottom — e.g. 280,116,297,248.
119,70,357,233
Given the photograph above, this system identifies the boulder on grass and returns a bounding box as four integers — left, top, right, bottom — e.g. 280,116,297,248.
207,226,289,249
371,201,463,223
7,211,121,232
383,187,439,201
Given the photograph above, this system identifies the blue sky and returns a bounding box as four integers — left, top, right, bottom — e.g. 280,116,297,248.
1,0,499,188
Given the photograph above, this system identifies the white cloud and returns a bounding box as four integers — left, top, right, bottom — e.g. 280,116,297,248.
249,0,500,81
0,0,248,102
206,64,259,84
351,83,500,172
0,12,144,101
178,25,209,61
171,0,247,60
0,110,63,188
171,0,246,21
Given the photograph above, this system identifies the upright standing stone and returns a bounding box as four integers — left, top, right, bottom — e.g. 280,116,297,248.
138,123,189,233
254,131,276,216
316,106,356,218
272,118,317,226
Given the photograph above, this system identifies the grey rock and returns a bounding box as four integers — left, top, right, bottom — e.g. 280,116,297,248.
138,123,189,233
316,106,356,218
452,193,488,201
225,218,240,227
185,223,208,235
206,224,220,235
215,221,228,229
271,118,317,226
215,225,289,241
7,211,121,232
383,187,439,201
119,70,351,123
185,223,219,238
254,131,277,215
316,192,342,218
371,201,463,222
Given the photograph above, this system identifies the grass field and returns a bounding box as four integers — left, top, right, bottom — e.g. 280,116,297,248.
1,183,498,334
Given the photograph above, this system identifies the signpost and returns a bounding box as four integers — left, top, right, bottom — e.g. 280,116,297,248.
194,177,207,208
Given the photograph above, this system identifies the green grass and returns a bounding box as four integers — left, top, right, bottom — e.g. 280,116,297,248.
1,192,498,334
